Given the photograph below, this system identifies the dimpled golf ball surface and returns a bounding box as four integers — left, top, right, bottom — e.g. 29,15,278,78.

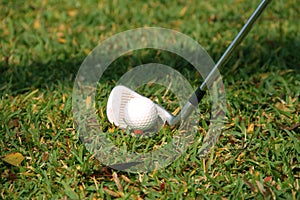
124,97,158,130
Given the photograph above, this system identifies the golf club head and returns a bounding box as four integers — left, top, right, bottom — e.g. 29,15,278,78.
106,85,174,131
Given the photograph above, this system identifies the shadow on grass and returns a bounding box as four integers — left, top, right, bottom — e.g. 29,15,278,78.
223,36,300,78
0,36,299,96
0,50,198,96
0,56,84,95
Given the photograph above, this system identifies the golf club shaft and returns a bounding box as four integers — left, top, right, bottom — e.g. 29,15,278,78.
199,0,272,91
171,0,271,126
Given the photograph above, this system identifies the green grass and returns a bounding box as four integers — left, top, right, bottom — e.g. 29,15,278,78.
1,0,299,199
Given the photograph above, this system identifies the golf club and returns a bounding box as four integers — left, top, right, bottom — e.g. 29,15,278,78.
107,0,272,130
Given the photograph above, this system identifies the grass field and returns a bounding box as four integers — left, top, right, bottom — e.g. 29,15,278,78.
1,0,299,199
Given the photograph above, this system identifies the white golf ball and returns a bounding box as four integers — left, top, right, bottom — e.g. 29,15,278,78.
124,97,158,130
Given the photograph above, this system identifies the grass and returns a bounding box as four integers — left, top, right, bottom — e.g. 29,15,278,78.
1,0,299,199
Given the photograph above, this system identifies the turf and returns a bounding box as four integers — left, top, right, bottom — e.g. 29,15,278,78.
1,0,299,199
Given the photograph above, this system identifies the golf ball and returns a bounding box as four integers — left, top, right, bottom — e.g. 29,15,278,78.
124,97,158,130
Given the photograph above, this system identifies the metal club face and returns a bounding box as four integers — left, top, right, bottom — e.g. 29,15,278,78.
106,85,174,132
